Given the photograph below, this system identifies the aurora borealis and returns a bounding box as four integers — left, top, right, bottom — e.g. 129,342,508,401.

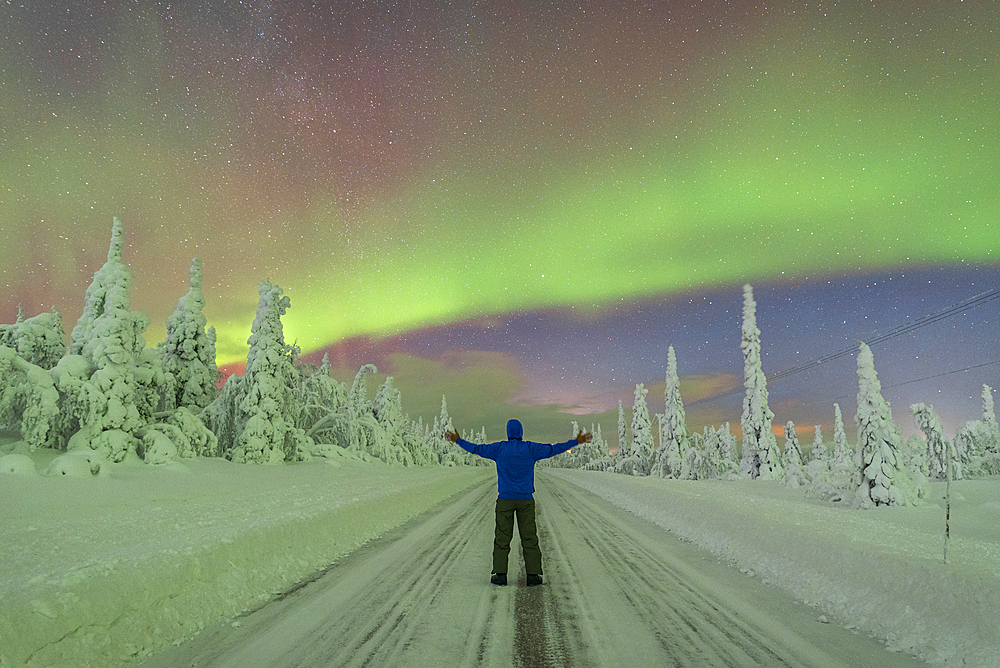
2,1,997,442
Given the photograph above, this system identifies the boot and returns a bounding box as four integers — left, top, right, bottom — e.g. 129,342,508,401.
491,572,507,586
526,574,543,587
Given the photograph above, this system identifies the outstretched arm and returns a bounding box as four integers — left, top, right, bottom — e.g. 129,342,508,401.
447,429,497,460
535,431,590,461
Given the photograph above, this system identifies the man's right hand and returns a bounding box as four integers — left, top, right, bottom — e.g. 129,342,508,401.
444,429,459,443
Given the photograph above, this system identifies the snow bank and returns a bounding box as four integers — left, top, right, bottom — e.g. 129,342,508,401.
0,449,491,667
548,469,1000,668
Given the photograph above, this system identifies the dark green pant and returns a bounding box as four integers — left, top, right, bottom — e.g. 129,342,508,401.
493,498,542,575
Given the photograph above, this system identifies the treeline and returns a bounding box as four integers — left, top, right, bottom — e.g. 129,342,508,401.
548,285,1000,509
0,218,484,471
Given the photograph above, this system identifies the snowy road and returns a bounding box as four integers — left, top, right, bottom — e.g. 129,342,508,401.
142,472,924,667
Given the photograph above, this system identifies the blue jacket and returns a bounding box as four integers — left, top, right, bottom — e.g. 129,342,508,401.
456,419,577,500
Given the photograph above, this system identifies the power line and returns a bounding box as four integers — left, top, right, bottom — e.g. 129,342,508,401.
686,286,1000,408
795,358,1000,411
884,358,1000,389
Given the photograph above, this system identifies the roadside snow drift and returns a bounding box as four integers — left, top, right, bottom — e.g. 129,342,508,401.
0,449,491,667
549,469,1000,668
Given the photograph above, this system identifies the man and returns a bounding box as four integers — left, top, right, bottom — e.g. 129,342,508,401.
445,419,592,587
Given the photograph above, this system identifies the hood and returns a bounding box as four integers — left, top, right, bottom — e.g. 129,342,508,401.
506,419,523,441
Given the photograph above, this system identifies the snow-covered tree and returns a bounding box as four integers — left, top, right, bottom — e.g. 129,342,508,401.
60,217,168,461
739,284,781,479
587,422,608,468
157,258,219,410
810,425,827,463
586,423,616,470
716,422,739,478
804,424,828,486
831,403,851,466
299,354,350,444
348,364,377,420
806,404,855,503
982,384,997,432
0,307,65,369
677,432,705,480
437,395,453,436
343,363,384,457
911,403,955,480
981,385,1000,462
654,346,688,478
782,421,809,488
401,416,438,466
949,386,1000,477
0,346,59,450
433,395,455,463
0,304,65,447
854,343,918,507
956,420,1000,476
900,433,932,492
622,383,653,475
224,281,312,464
783,421,803,466
373,376,410,465
617,399,627,459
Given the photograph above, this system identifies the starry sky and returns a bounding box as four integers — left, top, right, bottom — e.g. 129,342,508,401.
2,1,997,446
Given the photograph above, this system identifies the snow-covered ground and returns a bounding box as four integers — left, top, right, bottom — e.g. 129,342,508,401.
0,443,492,667
549,469,1000,668
2,441,997,667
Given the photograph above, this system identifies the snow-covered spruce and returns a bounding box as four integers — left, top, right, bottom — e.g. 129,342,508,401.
0,345,60,451
713,423,740,479
951,386,1000,476
984,384,999,436
435,395,460,464
739,284,782,480
911,403,957,480
202,281,312,464
157,258,219,411
345,364,384,459
299,353,350,448
241,281,312,463
653,345,689,478
809,424,826,463
854,343,922,508
559,423,609,471
0,218,219,465
618,383,653,475
0,306,66,369
964,384,1000,475
832,403,851,465
371,376,410,466
59,217,181,462
806,403,856,503
78,220,150,447
782,421,809,488
612,399,627,469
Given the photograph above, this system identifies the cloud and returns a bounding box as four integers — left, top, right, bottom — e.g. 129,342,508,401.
382,350,526,418
377,350,588,443
679,372,741,402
